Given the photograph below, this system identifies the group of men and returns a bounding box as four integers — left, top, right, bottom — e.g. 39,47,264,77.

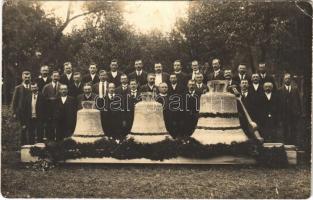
11,58,301,145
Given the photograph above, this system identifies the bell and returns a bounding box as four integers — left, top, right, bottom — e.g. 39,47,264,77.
129,92,170,144
71,101,105,143
192,80,249,145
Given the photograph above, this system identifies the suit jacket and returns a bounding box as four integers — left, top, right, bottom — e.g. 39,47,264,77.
195,83,209,95
259,73,277,90
11,84,31,123
108,71,123,87
226,79,240,94
60,73,74,86
258,92,280,126
240,91,259,123
68,82,83,98
184,91,201,115
83,74,100,85
168,83,186,96
92,81,109,96
206,70,225,82
77,93,97,110
173,72,189,88
24,92,45,121
140,84,158,94
233,73,251,85
35,77,51,93
128,71,148,86
278,85,301,119
154,72,170,86
42,82,61,100
54,96,77,132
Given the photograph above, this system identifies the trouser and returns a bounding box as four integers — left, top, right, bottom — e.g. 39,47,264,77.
28,118,43,144
20,123,28,146
282,117,298,145
46,119,57,141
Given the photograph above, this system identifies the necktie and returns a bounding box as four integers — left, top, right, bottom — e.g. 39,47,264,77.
102,82,105,97
54,83,57,95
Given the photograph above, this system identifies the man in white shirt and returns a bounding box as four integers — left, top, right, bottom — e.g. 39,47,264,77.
60,62,74,86
128,59,148,86
195,73,208,94
108,59,122,87
35,65,51,92
190,60,200,80
92,70,108,98
154,62,170,86
173,60,188,87
233,64,250,84
207,58,225,81
83,63,99,85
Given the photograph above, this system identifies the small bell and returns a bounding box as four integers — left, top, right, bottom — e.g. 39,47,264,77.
71,101,105,143
129,92,170,144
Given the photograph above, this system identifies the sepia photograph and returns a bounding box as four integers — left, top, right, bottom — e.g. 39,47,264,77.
1,0,312,198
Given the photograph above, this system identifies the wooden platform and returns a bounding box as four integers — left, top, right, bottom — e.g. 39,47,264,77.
20,143,298,165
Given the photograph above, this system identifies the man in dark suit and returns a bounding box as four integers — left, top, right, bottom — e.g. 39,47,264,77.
224,69,239,94
92,70,109,98
108,59,123,87
173,60,188,87
249,73,263,96
233,64,251,85
42,71,61,141
115,74,129,95
206,58,224,81
258,62,277,90
104,83,123,138
195,73,208,95
128,59,148,86
278,73,302,145
26,83,45,144
77,83,96,110
60,62,74,86
182,79,200,137
189,60,202,81
54,84,77,141
154,62,170,87
258,82,280,142
83,62,100,85
168,74,185,95
11,71,32,145
68,72,83,98
239,80,258,123
140,73,158,94
35,65,51,92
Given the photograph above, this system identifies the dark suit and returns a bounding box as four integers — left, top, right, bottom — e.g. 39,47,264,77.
11,84,31,145
35,77,51,92
182,91,201,137
25,92,45,144
240,91,258,123
226,79,240,94
128,71,148,86
104,94,123,138
108,71,123,87
206,70,225,82
68,82,83,98
155,72,170,85
156,94,173,136
77,93,97,110
60,73,74,86
140,84,158,94
233,73,251,85
168,83,185,96
173,72,189,88
259,73,277,90
125,89,142,134
92,81,109,96
258,92,280,142
195,83,209,95
278,85,302,145
54,96,77,141
83,74,99,85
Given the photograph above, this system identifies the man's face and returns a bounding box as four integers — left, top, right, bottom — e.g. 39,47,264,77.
51,73,60,82
159,84,168,94
263,83,273,93
212,60,220,71
31,84,38,93
251,74,260,84
147,75,155,85
59,86,68,96
135,61,143,71
191,62,199,71
224,70,232,80
240,80,249,91
130,81,138,90
83,86,92,95
284,75,291,85
89,65,97,74
64,64,72,74
110,62,118,71
154,64,162,73
23,73,31,84
170,75,177,84
108,84,115,94
238,65,247,75
120,76,128,85
73,74,81,83
195,74,203,84
40,67,49,77
173,62,181,72
187,81,195,91
258,64,266,73
99,72,108,81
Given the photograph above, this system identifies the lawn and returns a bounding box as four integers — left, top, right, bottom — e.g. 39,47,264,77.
1,106,311,198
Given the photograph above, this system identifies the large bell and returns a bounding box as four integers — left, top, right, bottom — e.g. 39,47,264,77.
129,92,170,144
192,80,249,145
71,101,105,143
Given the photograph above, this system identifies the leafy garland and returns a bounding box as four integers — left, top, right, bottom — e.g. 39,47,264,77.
30,137,257,162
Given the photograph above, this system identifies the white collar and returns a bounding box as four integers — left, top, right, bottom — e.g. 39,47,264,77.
109,93,115,97
66,73,72,79
122,84,128,88
174,70,182,74
193,70,200,74
171,83,177,86
136,70,143,75
253,83,259,90
159,93,167,97
265,92,272,100
197,83,203,87
42,76,48,81
148,84,154,89
23,83,30,88
61,96,67,103
189,90,195,94
85,93,92,99
90,73,96,79
214,69,220,74
52,81,58,87
131,89,137,93
155,72,162,76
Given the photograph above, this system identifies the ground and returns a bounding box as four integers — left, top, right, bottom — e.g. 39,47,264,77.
1,106,311,198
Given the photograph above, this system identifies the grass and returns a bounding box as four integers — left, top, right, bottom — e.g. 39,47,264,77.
1,105,311,198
